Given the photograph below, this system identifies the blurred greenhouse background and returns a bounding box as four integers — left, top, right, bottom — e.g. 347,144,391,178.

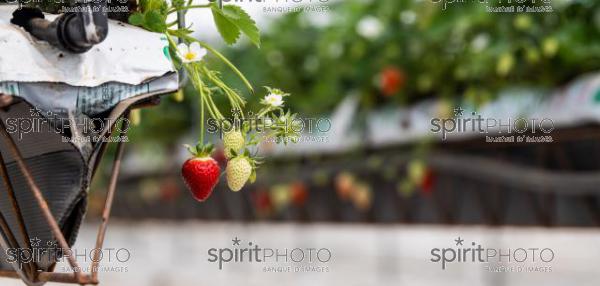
88,0,600,225
5,0,597,285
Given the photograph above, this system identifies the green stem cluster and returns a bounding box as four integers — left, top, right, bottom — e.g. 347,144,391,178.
165,30,254,144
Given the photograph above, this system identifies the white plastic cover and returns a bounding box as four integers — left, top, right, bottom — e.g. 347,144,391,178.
0,5,174,87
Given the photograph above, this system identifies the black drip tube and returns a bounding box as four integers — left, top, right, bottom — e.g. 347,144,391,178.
10,1,109,54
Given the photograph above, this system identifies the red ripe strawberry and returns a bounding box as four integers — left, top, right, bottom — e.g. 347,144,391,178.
181,143,221,202
380,67,405,97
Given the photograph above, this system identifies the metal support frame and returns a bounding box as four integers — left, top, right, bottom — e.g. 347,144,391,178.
0,110,132,285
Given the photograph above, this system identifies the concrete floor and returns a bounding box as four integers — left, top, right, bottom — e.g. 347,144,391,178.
1,222,598,286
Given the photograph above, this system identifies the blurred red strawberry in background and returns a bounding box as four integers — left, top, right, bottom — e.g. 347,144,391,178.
253,189,273,216
160,177,181,203
351,182,373,211
408,159,436,196
335,172,356,200
379,66,405,96
421,168,436,195
290,181,309,207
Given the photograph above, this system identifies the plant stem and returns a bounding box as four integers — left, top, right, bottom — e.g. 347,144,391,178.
195,65,205,144
167,30,254,95
257,108,272,119
200,85,205,144
176,34,255,95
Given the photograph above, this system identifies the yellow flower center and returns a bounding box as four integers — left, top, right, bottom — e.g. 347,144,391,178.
185,52,197,61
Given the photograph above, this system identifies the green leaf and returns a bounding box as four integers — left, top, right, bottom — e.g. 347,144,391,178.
211,7,241,45
223,5,260,47
172,0,186,9
184,144,197,155
144,10,167,32
132,0,169,33
128,12,145,26
170,27,193,37
249,170,256,184
211,4,260,47
141,0,168,14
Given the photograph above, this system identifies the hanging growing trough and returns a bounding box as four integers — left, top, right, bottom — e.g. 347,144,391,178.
0,4,178,285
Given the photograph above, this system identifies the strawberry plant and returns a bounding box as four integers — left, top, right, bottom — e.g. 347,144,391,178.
225,0,600,114
128,0,300,200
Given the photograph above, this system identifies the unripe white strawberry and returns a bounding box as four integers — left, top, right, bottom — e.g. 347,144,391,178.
223,131,245,159
226,156,252,192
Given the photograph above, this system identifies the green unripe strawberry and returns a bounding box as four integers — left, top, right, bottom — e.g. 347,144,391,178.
226,156,252,192
542,37,559,58
408,159,426,184
496,53,514,77
223,131,245,159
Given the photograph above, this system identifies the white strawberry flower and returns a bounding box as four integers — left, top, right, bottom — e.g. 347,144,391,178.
177,42,207,63
356,16,383,40
400,10,417,25
264,93,284,108
471,33,490,53
261,87,289,109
